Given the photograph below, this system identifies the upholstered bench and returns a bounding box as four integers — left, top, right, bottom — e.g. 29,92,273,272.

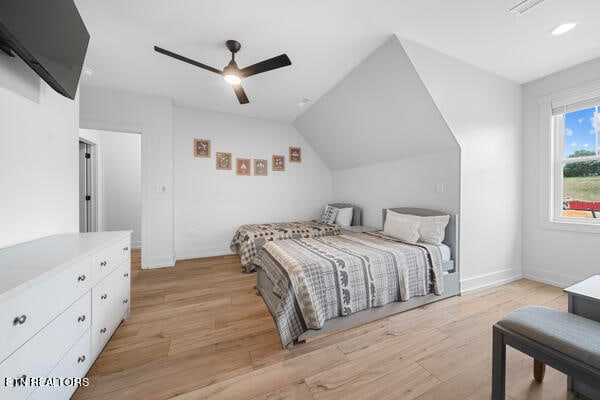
492,306,600,399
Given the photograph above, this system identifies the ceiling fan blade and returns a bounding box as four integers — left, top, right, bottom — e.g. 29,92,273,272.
239,54,291,78
154,46,222,75
232,84,249,104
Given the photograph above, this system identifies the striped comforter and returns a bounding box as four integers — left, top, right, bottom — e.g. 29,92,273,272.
230,221,341,272
254,232,444,347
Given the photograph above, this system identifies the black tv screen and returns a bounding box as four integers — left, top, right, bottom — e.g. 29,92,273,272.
0,0,90,99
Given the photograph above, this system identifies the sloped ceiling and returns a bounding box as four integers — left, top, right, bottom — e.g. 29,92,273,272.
293,36,458,171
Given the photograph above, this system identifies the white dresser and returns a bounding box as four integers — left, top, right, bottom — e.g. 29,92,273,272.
0,232,131,400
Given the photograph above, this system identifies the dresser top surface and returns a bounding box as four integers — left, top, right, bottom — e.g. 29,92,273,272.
564,275,600,302
0,232,131,300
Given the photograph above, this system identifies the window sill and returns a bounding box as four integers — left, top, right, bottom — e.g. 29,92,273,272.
542,218,600,234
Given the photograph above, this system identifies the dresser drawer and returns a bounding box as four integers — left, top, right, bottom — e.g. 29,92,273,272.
0,292,91,400
91,307,123,360
118,261,131,318
28,329,91,400
91,237,130,285
0,258,91,363
91,262,129,359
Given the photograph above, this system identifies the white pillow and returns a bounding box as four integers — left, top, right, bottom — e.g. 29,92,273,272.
334,207,354,227
383,214,421,244
387,210,449,245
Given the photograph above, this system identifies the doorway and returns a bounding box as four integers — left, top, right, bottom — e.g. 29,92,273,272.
79,140,97,232
79,129,142,249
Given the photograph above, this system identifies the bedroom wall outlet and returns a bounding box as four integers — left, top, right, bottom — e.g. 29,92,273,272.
435,182,446,193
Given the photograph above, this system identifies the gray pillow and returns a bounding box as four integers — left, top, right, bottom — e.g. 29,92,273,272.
321,205,339,225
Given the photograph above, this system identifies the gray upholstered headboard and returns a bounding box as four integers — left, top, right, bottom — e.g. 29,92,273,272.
382,207,459,272
329,203,362,226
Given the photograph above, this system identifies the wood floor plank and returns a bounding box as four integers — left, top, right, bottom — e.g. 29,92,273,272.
308,359,439,400
169,346,348,400
249,381,315,400
73,250,581,400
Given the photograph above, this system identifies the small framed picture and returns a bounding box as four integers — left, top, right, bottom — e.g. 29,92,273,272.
194,139,211,158
289,146,302,163
215,152,232,170
236,158,251,176
272,155,285,171
254,159,268,176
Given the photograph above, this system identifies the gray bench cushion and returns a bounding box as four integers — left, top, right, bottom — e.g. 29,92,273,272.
498,306,600,370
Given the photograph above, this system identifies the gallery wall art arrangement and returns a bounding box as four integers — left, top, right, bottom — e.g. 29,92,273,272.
194,138,299,176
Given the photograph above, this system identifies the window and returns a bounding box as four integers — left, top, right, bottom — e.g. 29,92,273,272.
552,98,600,223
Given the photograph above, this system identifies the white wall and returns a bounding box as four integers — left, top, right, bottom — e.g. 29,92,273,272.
333,151,460,229
79,86,174,268
0,55,79,249
173,106,333,259
80,129,142,248
522,57,600,287
399,37,523,292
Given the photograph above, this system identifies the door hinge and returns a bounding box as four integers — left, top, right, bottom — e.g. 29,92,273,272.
85,153,91,159
85,195,91,201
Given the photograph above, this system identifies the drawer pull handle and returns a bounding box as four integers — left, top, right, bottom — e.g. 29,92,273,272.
124,273,129,277
78,355,86,364
77,315,86,323
100,327,107,334
100,261,107,267
101,294,108,300
123,299,129,304
78,275,86,282
123,246,129,251
13,315,27,326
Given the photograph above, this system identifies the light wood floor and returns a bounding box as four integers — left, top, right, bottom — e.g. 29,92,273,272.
73,250,584,400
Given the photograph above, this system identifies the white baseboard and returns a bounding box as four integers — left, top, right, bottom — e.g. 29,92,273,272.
142,254,176,269
522,266,584,288
176,246,234,261
131,241,142,250
460,267,523,294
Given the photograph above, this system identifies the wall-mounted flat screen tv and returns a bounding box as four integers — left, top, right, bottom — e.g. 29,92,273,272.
0,0,90,100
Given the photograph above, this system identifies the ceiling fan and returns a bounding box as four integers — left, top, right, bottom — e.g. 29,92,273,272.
154,40,291,104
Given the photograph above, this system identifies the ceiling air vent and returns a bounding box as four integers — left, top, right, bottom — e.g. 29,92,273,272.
510,0,546,16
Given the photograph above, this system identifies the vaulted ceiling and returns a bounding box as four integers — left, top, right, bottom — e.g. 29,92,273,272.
75,0,600,122
294,36,459,171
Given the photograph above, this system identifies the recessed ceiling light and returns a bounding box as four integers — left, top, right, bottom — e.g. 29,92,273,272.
297,97,311,107
82,66,95,76
550,21,578,36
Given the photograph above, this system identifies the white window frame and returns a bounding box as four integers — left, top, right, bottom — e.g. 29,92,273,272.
538,81,600,234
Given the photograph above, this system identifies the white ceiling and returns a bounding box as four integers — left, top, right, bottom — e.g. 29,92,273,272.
75,0,600,122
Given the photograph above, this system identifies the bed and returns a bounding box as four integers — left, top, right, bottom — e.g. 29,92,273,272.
254,207,460,348
230,203,362,272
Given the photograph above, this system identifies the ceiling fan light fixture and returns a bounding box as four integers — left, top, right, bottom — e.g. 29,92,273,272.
223,74,241,85
154,40,291,104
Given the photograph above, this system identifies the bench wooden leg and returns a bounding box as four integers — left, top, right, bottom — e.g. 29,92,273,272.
534,359,546,382
492,327,506,400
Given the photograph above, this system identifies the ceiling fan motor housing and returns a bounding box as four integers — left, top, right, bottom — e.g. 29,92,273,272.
224,59,239,74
